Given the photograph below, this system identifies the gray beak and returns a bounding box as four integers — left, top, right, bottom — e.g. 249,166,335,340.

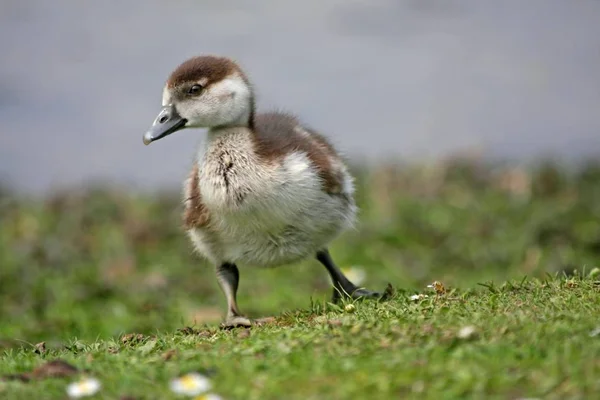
143,105,187,145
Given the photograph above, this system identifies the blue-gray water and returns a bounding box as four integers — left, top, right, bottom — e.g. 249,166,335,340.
1,0,599,193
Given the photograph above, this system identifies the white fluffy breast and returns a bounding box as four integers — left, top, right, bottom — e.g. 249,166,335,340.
189,131,356,267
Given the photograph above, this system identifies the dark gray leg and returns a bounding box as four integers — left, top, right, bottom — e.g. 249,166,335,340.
216,262,251,327
316,249,382,302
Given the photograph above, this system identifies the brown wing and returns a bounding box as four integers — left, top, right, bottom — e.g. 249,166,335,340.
252,112,344,194
183,164,210,229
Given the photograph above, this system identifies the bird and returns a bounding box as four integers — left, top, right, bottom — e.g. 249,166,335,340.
143,55,382,327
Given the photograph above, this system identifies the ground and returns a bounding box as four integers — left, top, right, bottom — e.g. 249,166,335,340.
1,159,599,399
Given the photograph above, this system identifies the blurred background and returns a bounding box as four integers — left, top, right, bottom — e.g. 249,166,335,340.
2,0,600,193
1,0,600,343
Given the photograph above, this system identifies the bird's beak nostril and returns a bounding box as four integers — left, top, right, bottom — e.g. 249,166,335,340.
143,104,186,145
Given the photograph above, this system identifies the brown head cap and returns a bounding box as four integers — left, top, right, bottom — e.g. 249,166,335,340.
166,55,248,89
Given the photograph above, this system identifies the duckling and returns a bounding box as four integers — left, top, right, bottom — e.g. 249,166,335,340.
143,55,382,327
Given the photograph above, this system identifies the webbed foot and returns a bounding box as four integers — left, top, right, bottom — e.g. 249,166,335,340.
332,287,385,303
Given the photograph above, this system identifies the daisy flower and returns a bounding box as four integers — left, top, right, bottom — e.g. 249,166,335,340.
170,372,212,396
66,377,101,398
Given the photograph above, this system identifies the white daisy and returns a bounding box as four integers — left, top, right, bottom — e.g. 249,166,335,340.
409,294,429,301
170,372,212,396
66,377,101,398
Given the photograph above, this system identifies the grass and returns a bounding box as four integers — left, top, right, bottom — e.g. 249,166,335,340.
1,159,600,399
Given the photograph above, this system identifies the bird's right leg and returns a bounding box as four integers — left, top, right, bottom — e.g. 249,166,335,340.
216,262,251,327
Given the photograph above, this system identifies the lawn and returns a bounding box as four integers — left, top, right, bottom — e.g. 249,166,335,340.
1,159,599,399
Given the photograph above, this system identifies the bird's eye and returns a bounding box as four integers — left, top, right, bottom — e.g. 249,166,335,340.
188,84,203,95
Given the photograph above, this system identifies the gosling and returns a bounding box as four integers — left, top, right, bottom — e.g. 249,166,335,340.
143,55,382,327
